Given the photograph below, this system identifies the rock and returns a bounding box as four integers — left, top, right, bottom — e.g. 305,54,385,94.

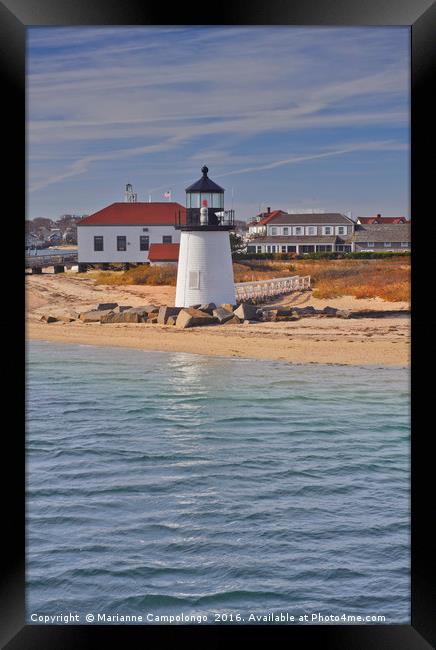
124,306,158,318
147,316,158,324
292,306,316,316
158,305,182,324
242,319,257,325
220,303,237,312
233,303,260,321
100,312,124,324
175,308,217,329
166,315,177,326
97,302,118,311
337,309,352,319
197,302,216,315
222,315,242,325
113,305,133,313
323,306,338,316
119,311,143,323
79,309,114,323
40,314,58,323
212,307,234,323
264,308,300,322
189,304,202,309
56,310,79,322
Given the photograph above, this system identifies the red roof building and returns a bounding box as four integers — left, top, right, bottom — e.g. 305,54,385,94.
79,202,186,226
148,243,180,263
357,214,409,225
247,209,286,228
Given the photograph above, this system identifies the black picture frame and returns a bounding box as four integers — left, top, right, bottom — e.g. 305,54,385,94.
4,1,435,647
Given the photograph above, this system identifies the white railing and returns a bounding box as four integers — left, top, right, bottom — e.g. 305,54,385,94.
235,275,310,302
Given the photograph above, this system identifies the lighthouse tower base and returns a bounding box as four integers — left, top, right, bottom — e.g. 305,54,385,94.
175,231,235,308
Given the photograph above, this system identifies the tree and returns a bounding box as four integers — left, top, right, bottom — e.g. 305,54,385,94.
230,232,245,254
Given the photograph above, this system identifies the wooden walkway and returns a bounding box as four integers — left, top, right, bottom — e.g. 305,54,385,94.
25,252,78,273
235,275,310,302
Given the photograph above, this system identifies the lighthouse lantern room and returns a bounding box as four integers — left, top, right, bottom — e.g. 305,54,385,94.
175,166,236,308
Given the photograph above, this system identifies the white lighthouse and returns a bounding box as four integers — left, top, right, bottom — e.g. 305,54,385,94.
175,166,236,308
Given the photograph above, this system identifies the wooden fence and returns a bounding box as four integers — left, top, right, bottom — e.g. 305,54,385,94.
235,275,310,302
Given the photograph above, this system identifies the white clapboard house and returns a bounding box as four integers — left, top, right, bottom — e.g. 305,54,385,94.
77,202,186,266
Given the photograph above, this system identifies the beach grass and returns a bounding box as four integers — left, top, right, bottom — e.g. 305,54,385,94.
91,257,410,302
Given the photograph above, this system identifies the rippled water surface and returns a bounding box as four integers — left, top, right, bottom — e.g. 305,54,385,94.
27,342,410,624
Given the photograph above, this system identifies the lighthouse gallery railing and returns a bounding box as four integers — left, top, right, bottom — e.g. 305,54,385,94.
235,275,311,301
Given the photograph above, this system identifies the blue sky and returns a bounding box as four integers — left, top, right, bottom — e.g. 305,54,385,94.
27,26,410,220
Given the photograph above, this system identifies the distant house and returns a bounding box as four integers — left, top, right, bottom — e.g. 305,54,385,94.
77,202,186,265
247,209,287,236
352,223,411,252
357,214,409,225
25,233,44,249
246,212,355,254
148,243,180,266
47,229,63,245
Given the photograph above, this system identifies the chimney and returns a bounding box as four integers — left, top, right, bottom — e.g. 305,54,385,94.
267,207,271,214
377,213,381,218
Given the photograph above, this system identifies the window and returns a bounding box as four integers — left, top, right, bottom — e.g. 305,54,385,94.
323,226,332,235
283,227,289,235
189,271,200,289
247,246,256,253
281,245,287,252
384,242,392,247
367,242,375,247
257,246,262,253
270,227,277,235
337,226,346,235
94,236,103,251
287,245,296,252
162,235,172,243
307,226,316,235
401,242,409,247
140,235,149,251
266,245,271,253
294,226,303,235
142,227,149,232
117,236,127,251
318,245,332,252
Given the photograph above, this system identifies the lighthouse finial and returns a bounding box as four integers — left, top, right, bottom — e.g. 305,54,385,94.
201,165,209,176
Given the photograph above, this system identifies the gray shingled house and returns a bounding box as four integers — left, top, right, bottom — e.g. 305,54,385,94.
352,223,411,252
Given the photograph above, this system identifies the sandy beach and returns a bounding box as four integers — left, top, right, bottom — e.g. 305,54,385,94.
26,272,410,366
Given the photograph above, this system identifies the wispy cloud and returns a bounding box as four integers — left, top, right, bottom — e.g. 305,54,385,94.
27,26,410,218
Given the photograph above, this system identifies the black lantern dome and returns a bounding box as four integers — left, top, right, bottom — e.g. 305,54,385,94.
178,166,234,230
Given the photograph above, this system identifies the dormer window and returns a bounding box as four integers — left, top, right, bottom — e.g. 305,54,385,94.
294,226,303,235
270,227,277,235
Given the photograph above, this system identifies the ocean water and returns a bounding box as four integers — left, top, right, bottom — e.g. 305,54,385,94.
26,342,410,625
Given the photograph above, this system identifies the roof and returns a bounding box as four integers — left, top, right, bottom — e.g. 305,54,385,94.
185,166,224,193
248,210,286,227
358,216,409,224
249,235,340,244
148,243,180,262
353,223,411,242
78,203,186,226
270,213,353,225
